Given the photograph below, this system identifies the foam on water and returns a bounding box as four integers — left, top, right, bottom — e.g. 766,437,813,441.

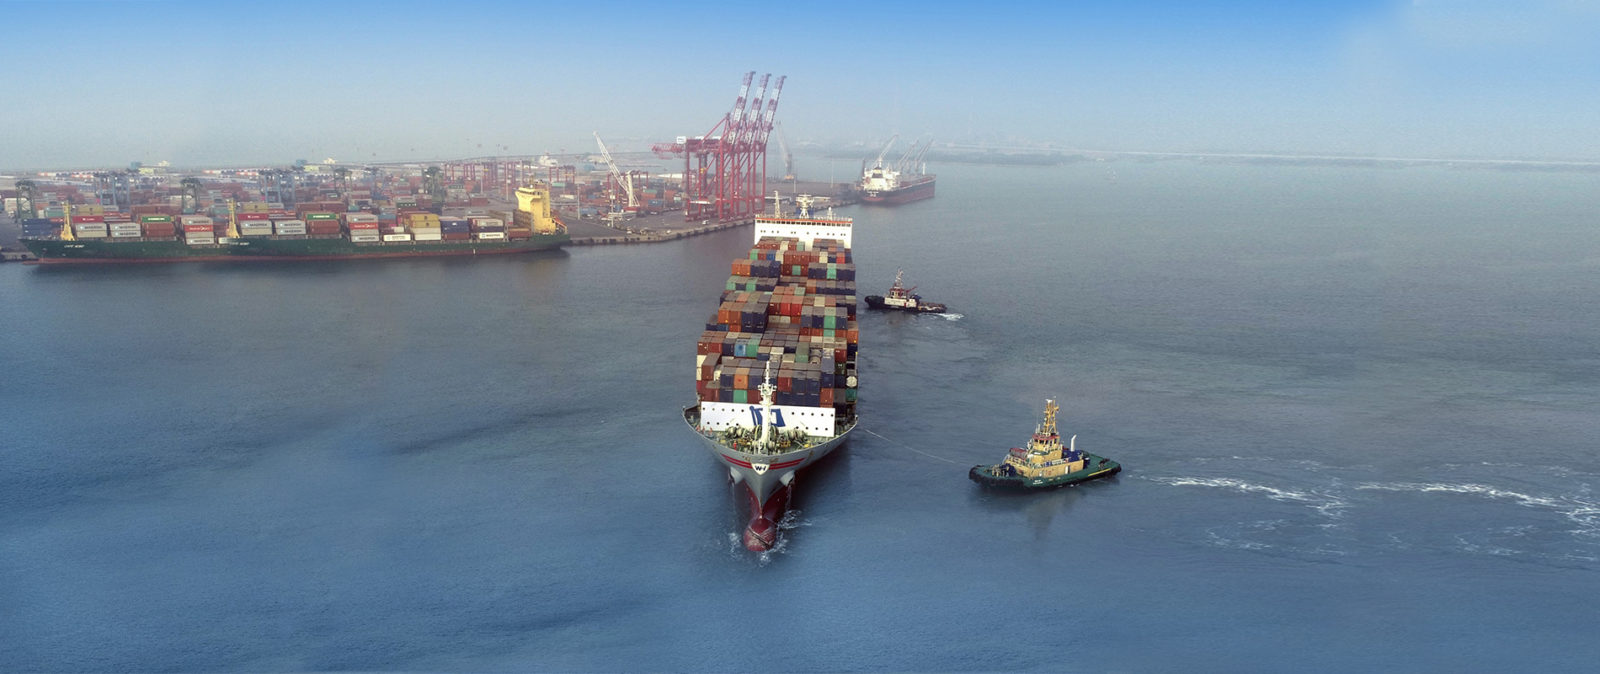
1149,476,1350,518
1356,481,1600,537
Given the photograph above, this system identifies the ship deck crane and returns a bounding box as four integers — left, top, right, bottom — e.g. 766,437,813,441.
593,131,636,228
870,135,899,169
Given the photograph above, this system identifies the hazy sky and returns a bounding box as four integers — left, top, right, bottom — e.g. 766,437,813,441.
4,0,1599,168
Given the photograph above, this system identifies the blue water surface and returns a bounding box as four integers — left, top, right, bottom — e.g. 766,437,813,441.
3,162,1599,671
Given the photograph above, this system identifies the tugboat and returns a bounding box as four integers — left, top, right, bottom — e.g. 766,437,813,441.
969,400,1120,490
863,270,947,314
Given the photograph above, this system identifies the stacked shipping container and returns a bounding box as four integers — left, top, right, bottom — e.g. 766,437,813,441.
695,237,860,422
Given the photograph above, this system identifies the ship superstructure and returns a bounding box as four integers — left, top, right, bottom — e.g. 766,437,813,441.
685,194,859,551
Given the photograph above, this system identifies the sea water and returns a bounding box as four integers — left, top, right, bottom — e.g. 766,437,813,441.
3,161,1599,670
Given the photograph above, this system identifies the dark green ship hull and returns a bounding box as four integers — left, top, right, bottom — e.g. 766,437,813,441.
969,453,1122,491
22,233,569,264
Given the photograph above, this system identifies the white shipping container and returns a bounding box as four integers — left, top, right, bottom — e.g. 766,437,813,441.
109,222,142,230
382,233,413,242
412,231,442,241
349,235,381,243
475,231,506,240
110,231,142,238
274,226,307,235
179,215,212,225
471,218,503,227
185,237,216,245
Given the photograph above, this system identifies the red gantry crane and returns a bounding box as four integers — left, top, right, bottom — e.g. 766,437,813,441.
653,71,786,223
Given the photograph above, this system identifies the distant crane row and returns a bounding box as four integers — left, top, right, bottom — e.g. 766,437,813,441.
653,71,786,223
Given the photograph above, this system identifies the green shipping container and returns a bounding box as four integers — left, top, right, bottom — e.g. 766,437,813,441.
733,390,748,404
827,268,837,280
725,280,738,291
824,316,836,329
792,265,802,276
846,388,857,402
823,328,835,338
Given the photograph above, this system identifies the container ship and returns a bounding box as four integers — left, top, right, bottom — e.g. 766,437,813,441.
684,195,859,551
19,186,567,264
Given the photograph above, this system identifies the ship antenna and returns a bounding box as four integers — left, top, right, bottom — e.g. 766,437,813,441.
758,360,777,449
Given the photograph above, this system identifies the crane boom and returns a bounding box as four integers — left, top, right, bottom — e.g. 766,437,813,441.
872,135,899,168
775,121,795,181
593,131,636,211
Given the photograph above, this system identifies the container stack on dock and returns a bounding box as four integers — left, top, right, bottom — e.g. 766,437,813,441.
694,237,860,420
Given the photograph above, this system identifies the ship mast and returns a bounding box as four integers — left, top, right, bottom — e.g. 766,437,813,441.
757,360,777,449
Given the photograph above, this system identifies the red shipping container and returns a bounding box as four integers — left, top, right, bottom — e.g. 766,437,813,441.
442,232,471,241
182,224,212,233
820,388,834,406
238,213,270,221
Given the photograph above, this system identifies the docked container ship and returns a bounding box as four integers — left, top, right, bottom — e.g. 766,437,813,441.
20,186,567,264
684,195,859,551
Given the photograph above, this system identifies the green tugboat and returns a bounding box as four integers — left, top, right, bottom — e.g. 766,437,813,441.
969,399,1120,490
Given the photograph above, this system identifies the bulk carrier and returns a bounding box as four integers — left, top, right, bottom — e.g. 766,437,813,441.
860,164,935,205
859,136,935,205
684,195,859,551
20,186,567,264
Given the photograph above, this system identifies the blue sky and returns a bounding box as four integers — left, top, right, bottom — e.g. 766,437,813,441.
3,0,1598,168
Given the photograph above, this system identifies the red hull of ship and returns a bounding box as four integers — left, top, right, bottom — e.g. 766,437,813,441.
741,481,792,551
